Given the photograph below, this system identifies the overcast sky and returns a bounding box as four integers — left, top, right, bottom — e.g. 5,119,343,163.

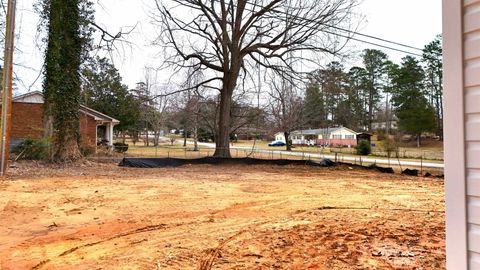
11,0,442,94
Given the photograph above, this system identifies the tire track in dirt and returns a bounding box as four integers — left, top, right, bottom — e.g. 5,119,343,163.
0,163,445,269
28,198,281,269
31,223,169,269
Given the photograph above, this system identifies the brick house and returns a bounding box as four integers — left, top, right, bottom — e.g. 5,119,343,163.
11,91,119,150
274,127,359,147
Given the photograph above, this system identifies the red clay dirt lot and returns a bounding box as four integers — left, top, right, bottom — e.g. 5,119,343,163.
0,161,445,269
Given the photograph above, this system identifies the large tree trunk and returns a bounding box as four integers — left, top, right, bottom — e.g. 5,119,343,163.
284,131,292,151
213,42,242,157
53,120,82,161
214,88,233,157
43,114,55,159
42,0,83,162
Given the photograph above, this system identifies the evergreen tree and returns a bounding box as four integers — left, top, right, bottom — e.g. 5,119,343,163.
321,61,347,124
303,62,364,130
362,49,388,131
347,66,369,130
303,77,325,128
81,57,140,138
390,56,436,147
422,35,443,139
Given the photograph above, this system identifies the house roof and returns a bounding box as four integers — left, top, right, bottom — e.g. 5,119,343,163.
291,126,358,135
12,91,44,104
80,105,120,124
13,91,120,124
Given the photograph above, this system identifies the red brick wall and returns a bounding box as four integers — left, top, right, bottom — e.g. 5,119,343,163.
315,139,357,147
79,114,97,147
11,102,44,140
11,102,97,148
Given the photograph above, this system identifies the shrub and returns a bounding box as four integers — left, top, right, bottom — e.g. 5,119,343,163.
198,128,214,142
113,142,129,153
356,140,371,156
167,134,177,145
381,137,399,158
80,143,96,156
13,138,50,160
376,130,386,141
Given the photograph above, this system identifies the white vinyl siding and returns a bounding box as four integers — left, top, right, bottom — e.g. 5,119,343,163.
444,0,470,268
465,0,480,268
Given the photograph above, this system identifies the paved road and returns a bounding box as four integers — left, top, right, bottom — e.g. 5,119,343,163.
190,142,444,169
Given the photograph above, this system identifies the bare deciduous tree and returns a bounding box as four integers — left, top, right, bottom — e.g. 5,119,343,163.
177,64,207,151
268,73,303,151
135,68,172,146
154,0,357,157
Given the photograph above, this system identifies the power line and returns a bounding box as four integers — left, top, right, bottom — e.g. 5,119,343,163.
239,2,434,56
320,23,425,53
266,6,428,56
323,30,424,57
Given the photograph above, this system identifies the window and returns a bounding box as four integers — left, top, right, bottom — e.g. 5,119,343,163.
345,135,355,139
332,134,342,139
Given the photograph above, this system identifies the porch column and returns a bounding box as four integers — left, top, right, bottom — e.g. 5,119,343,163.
106,123,114,146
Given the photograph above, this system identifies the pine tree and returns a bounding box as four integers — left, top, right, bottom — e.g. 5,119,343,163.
303,78,325,128
422,35,443,139
390,56,436,147
362,49,389,131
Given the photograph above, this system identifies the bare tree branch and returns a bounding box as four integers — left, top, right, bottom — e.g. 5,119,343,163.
152,0,358,157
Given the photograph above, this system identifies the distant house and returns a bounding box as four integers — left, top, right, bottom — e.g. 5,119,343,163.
274,127,359,147
371,116,398,131
10,91,119,150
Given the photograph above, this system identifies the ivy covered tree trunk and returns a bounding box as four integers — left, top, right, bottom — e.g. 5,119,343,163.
43,0,84,161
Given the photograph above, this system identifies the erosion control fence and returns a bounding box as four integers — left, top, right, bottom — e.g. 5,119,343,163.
119,145,443,174
119,156,336,168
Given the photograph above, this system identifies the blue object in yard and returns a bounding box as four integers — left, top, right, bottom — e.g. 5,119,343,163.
371,143,376,147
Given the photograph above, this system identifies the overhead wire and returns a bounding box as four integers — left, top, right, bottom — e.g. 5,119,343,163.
236,1,437,57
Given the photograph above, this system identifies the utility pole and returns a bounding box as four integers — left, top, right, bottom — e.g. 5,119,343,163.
1,0,17,177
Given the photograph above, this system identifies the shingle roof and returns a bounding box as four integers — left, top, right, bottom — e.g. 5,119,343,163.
290,127,357,135
13,91,120,124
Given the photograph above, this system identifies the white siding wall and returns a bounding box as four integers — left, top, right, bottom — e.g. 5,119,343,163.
465,0,480,268
445,0,480,268
275,133,285,142
13,93,44,104
329,128,357,139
